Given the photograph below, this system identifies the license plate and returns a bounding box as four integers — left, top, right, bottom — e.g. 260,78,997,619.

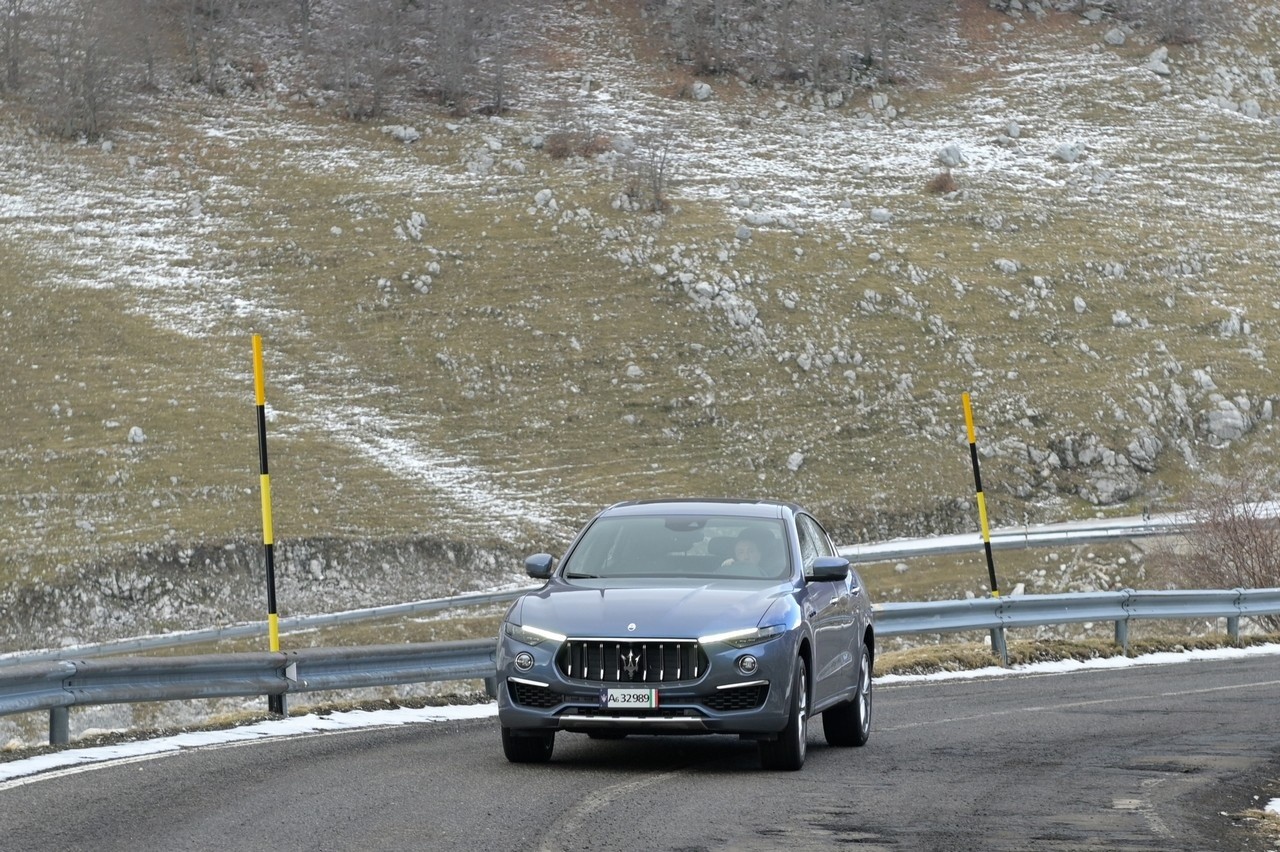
601,688,658,709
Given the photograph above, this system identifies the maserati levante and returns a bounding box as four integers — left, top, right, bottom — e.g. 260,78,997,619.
496,499,874,770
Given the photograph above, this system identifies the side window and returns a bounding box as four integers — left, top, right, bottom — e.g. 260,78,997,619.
801,515,835,559
796,517,820,575
796,515,833,576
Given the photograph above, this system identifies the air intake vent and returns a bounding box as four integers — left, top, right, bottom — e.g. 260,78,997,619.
703,684,768,712
508,681,561,709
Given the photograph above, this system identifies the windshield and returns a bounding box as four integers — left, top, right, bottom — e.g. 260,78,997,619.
561,514,790,582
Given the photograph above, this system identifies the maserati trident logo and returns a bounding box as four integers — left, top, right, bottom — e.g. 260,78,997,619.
621,648,642,680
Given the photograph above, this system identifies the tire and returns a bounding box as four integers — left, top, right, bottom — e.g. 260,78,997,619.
502,727,555,763
759,656,808,771
823,643,872,748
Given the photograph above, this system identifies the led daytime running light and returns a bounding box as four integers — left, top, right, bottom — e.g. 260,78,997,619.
699,624,784,647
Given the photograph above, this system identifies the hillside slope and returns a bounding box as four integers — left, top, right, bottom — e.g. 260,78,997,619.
0,2,1277,647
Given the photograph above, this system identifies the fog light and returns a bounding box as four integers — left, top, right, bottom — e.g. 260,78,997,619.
514,652,535,672
737,655,759,676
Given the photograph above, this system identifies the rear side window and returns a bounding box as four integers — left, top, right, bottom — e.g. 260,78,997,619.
795,514,832,575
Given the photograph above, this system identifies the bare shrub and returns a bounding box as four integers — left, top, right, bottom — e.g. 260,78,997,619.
925,170,957,194
1116,0,1236,45
543,130,611,160
659,69,697,100
31,0,128,139
620,136,675,214
1146,469,1280,632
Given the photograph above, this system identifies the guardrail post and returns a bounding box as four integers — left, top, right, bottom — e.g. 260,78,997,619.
990,628,1008,667
49,706,69,746
1117,588,1134,655
483,676,497,699
1226,616,1240,644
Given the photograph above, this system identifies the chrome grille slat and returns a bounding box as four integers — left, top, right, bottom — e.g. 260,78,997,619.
557,639,707,684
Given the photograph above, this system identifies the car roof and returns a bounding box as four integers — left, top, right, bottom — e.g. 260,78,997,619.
600,498,798,519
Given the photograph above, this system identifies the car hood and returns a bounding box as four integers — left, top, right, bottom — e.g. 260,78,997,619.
516,582,790,639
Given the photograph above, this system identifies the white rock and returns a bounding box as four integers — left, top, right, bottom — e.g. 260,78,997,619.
786,452,805,472
383,125,420,143
1053,142,1084,163
127,426,146,444
937,143,965,168
1146,48,1171,77
1206,401,1248,443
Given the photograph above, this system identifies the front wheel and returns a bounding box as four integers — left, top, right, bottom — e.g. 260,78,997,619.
823,643,872,748
502,727,555,763
759,656,808,771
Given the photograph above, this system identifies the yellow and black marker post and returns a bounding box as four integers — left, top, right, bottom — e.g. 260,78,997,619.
253,335,286,715
963,393,1008,666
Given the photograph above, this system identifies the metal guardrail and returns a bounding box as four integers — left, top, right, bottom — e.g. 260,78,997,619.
2,588,1278,746
0,588,527,669
874,587,1280,647
0,510,1211,669
2,640,496,745
837,503,1280,563
9,505,1280,673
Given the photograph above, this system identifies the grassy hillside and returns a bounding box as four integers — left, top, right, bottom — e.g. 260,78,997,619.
1,2,1278,646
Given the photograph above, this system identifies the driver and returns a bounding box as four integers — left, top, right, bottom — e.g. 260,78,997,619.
721,528,770,574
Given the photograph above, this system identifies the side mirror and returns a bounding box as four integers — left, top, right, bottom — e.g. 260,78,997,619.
524,553,557,580
808,556,851,582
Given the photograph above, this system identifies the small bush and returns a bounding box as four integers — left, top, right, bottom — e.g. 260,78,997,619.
1145,469,1280,631
925,170,958,195
659,70,697,100
543,131,612,160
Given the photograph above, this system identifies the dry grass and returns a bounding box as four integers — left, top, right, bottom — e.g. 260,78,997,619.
2,5,1280,649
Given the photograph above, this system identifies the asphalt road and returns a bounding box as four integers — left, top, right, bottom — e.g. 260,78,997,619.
2,656,1278,852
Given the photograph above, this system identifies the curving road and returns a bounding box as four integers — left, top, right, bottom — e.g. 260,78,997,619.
3,656,1278,851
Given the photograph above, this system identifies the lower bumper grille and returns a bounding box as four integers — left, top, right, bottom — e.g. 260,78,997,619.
703,684,768,712
508,680,562,709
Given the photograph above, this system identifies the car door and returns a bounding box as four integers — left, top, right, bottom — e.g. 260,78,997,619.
797,514,853,706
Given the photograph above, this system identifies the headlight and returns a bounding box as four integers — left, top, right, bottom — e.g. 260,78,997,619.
698,624,785,648
504,622,566,647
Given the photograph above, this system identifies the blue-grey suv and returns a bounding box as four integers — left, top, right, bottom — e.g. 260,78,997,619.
496,499,874,770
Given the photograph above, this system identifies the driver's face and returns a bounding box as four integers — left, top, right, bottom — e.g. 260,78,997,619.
734,540,760,563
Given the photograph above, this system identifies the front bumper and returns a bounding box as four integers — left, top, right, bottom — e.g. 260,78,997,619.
496,633,797,737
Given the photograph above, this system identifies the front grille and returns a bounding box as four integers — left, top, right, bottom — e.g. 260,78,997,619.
508,680,562,709
558,639,707,684
703,684,768,712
